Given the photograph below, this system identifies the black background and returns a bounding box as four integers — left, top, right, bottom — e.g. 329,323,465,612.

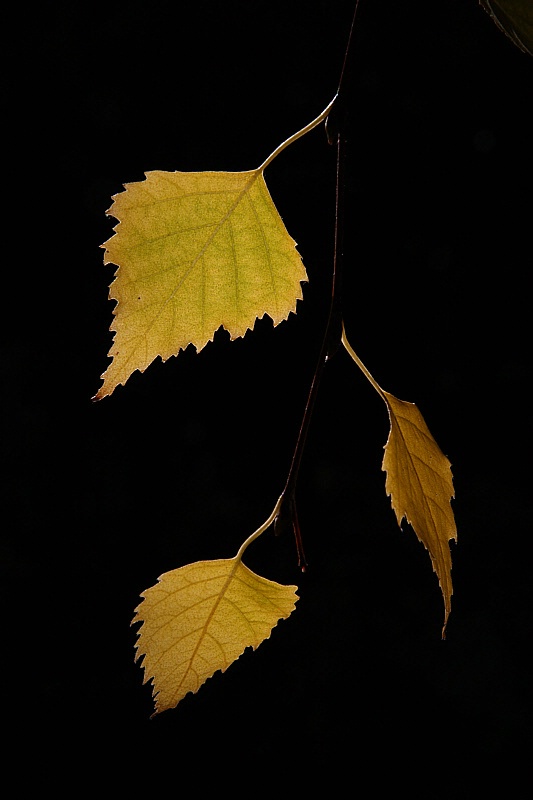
4,0,532,794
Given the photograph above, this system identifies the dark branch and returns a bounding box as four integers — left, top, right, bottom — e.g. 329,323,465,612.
274,2,362,567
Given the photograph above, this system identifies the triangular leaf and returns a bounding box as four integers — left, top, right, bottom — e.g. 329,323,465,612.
382,391,456,635
132,557,298,716
96,169,307,398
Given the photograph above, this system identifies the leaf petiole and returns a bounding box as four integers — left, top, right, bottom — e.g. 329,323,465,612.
258,95,338,172
234,495,283,561
341,323,387,402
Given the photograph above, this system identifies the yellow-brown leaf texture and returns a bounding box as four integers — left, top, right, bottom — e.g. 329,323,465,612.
382,392,456,634
132,558,298,715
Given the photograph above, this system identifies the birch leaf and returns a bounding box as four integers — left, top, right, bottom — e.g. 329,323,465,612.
95,168,307,399
132,557,298,716
382,392,456,635
341,328,457,635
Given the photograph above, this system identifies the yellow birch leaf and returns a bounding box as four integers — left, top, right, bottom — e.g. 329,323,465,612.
342,327,457,633
132,557,298,716
96,168,307,398
382,391,457,635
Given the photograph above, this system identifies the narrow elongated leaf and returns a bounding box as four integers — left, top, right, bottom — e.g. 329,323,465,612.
341,328,457,634
382,392,456,635
96,169,307,398
132,557,298,716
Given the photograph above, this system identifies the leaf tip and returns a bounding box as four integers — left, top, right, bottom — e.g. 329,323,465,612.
91,387,106,402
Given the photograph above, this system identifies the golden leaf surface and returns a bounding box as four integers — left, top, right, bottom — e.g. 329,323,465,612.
96,169,307,398
382,391,457,634
132,557,298,716
341,328,457,633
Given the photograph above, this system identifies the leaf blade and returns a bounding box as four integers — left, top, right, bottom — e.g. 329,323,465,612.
382,392,456,634
96,169,307,398
132,558,298,716
479,0,533,55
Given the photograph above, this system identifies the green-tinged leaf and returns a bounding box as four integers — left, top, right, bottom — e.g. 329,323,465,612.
382,392,456,635
132,557,298,716
96,169,307,398
479,0,533,55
